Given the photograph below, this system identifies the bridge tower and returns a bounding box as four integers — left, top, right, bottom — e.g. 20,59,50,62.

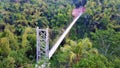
36,27,49,67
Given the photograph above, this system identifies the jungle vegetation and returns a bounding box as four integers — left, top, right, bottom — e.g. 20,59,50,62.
0,0,120,68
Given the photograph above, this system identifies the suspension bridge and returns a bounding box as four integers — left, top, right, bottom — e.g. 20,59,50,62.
36,8,84,68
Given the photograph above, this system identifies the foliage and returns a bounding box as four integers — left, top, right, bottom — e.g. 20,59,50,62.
91,28,120,57
70,0,120,39
50,38,115,68
0,0,120,68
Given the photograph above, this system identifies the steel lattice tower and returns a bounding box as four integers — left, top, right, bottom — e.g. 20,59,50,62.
36,27,49,64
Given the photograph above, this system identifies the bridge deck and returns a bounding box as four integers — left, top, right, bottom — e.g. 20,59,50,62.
49,11,83,59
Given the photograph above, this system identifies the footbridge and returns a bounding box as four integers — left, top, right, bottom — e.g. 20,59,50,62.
36,9,84,68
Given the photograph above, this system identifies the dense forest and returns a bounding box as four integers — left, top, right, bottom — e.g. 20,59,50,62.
0,0,120,68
